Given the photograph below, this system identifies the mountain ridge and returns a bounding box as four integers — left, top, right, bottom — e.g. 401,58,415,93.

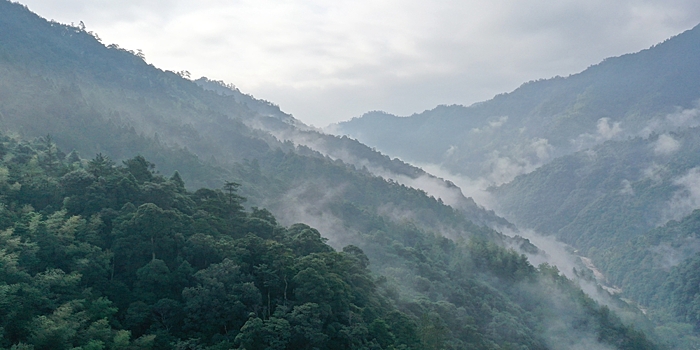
331,22,700,183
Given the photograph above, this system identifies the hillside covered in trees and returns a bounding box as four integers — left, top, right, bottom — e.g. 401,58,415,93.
492,129,700,348
0,1,671,349
332,14,700,349
0,132,657,349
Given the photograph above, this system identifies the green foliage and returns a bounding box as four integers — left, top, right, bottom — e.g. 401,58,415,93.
0,137,658,349
0,138,432,349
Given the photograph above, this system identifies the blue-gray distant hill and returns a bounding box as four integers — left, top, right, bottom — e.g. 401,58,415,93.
332,24,700,183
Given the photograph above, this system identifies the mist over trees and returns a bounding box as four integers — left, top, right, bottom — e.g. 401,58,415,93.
0,134,656,349
332,15,700,350
1,0,698,349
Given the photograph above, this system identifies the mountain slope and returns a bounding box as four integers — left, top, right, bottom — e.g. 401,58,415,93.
0,2,662,349
0,134,660,349
0,1,502,229
491,128,700,347
492,128,700,252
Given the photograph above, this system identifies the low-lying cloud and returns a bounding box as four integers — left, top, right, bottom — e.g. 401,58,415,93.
267,180,357,249
662,167,700,223
415,162,496,210
642,162,667,183
483,137,554,185
640,105,700,137
653,133,681,155
620,179,635,196
264,126,498,213
596,117,623,141
572,117,624,150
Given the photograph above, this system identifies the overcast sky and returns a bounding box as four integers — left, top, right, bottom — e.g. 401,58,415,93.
17,0,700,127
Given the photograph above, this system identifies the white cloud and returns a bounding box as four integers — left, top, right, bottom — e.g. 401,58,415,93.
483,138,554,185
640,104,700,137
445,145,458,157
531,137,553,159
653,133,680,155
642,162,667,183
18,0,700,126
489,116,509,128
667,106,700,128
620,179,634,196
416,162,496,210
498,227,630,312
571,117,624,150
596,117,623,141
662,167,700,223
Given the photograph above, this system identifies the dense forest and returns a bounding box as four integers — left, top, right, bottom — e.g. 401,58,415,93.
0,133,656,349
491,129,700,348
0,134,423,349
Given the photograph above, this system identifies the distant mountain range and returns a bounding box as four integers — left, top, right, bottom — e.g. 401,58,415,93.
332,24,700,184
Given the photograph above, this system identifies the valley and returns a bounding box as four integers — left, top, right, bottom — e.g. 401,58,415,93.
330,23,700,350
1,1,699,349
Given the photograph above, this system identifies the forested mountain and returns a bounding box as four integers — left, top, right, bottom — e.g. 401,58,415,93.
327,17,700,349
0,135,655,349
491,128,700,347
331,24,700,184
0,0,499,228
0,1,660,349
493,129,700,249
